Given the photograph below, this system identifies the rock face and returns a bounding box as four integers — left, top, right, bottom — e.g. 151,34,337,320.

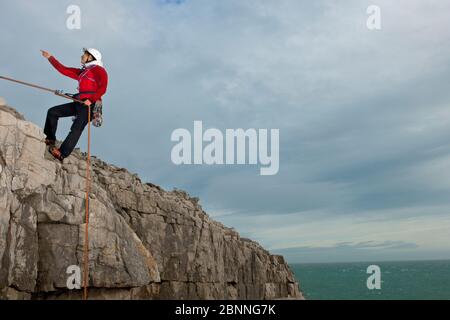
0,98,303,300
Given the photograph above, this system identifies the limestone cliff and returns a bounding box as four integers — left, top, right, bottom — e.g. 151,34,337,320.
0,98,303,300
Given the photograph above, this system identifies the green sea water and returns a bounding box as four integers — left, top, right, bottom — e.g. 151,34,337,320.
290,260,450,300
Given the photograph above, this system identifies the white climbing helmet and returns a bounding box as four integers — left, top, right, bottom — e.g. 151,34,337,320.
83,47,102,62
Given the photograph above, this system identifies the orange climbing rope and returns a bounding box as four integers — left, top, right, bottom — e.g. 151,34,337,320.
83,105,92,300
0,75,86,104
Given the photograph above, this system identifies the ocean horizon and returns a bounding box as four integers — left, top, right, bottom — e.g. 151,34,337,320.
290,259,450,300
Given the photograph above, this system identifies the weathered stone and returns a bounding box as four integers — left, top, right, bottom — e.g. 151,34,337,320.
0,99,304,300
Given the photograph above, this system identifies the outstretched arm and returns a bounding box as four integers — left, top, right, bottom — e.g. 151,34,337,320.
41,50,81,80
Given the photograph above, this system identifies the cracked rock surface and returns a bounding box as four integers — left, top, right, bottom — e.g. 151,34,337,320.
0,99,304,300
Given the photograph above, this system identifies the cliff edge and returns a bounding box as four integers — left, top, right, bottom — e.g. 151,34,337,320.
0,97,303,300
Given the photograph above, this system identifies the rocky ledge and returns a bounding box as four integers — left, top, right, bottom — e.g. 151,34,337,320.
0,98,303,300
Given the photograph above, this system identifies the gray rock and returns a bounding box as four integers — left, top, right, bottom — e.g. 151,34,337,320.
0,98,25,120
0,102,304,300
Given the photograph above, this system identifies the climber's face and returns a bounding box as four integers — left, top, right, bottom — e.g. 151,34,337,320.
81,52,92,65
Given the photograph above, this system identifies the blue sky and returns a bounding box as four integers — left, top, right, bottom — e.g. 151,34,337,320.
1,0,450,263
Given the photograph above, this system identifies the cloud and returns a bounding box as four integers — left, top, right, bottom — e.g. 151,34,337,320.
270,240,450,264
2,0,450,263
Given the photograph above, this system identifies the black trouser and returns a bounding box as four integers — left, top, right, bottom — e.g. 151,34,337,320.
44,102,94,158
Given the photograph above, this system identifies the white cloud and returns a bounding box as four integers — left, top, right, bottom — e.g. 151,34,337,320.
2,0,450,262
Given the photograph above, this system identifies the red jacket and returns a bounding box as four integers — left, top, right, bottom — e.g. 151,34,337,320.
48,56,108,102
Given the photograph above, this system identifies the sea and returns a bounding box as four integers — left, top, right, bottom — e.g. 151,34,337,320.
290,260,450,300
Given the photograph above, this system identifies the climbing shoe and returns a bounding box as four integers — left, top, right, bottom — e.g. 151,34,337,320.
49,146,64,162
45,138,56,146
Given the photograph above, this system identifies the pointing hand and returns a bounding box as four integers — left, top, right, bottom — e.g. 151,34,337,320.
40,50,52,59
